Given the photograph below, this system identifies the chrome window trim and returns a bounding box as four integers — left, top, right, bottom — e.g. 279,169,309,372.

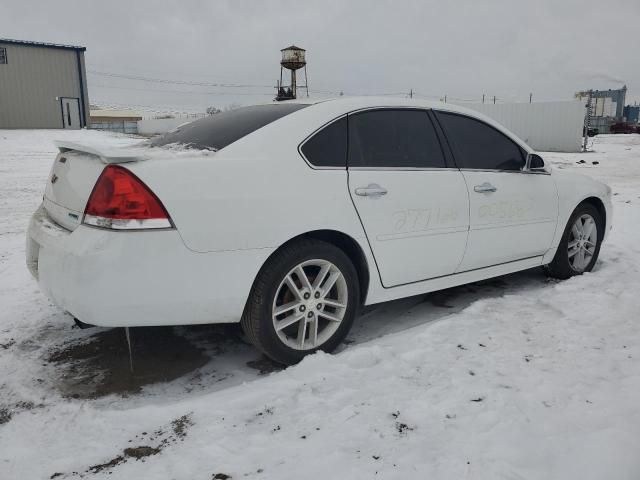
348,166,460,172
458,168,551,175
522,169,551,175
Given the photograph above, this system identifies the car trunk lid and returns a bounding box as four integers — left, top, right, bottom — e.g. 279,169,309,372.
44,141,147,231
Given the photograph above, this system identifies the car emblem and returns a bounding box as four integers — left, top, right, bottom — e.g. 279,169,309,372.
51,174,58,184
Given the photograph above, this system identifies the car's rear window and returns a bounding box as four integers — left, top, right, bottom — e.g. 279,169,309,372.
150,103,309,151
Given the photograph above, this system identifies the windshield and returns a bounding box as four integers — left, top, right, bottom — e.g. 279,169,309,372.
149,103,308,151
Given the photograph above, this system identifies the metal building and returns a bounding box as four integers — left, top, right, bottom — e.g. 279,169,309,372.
575,86,627,134
0,38,89,129
624,105,640,124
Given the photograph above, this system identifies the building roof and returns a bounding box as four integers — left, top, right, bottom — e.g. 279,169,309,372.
0,38,86,52
281,45,305,51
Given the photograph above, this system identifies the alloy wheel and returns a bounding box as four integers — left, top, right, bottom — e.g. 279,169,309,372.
567,214,598,272
272,259,348,350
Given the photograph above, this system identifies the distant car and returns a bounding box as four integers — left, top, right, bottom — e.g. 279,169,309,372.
27,98,612,364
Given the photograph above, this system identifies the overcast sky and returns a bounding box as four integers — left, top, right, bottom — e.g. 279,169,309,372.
1,0,638,113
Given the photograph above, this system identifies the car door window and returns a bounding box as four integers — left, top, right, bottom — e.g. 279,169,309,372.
300,117,347,168
348,109,446,168
435,111,526,171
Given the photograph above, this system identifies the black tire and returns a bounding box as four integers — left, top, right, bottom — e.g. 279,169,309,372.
241,239,360,365
545,203,604,279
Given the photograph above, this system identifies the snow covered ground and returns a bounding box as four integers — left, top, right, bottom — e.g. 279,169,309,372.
1,130,639,480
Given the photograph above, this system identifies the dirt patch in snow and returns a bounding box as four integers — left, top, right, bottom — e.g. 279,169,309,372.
171,414,192,439
83,445,161,475
50,413,194,478
0,400,40,426
0,408,10,425
47,327,210,399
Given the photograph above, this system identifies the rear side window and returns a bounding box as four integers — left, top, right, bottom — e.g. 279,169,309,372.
348,109,446,168
150,104,308,151
435,112,525,171
300,117,347,168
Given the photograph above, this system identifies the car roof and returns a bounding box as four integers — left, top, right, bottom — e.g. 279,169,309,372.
220,96,534,157
281,95,493,117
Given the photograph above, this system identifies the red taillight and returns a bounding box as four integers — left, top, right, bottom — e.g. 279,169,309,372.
83,165,173,230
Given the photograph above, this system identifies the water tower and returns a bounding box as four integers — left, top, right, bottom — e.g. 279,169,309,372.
276,45,309,101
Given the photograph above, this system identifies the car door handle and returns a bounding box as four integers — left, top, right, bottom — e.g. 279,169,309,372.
473,182,497,193
355,184,388,197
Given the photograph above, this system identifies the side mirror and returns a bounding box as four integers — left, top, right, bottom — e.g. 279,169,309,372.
526,153,547,172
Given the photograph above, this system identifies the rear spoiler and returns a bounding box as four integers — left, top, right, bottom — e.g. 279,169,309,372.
54,140,147,164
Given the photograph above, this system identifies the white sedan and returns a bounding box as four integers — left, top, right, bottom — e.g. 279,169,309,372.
27,97,612,364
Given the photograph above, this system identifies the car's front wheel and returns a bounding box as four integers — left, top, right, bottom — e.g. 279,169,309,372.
546,203,603,279
241,239,360,365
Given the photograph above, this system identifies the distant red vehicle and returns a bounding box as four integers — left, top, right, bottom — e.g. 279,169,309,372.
610,122,640,134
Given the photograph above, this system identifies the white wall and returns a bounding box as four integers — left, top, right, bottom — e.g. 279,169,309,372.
460,100,586,152
137,117,198,136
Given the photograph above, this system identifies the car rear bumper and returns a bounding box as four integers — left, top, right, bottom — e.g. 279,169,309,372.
27,204,274,327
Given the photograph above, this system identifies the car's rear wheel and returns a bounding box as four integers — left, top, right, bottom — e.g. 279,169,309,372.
241,239,360,365
545,203,603,279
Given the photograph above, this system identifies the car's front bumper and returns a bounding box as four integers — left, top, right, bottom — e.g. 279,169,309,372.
27,204,274,327
603,195,613,243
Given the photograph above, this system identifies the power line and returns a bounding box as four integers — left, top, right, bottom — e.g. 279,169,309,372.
87,69,274,89
87,69,445,99
90,99,206,115
90,83,275,97
89,68,571,105
88,69,344,96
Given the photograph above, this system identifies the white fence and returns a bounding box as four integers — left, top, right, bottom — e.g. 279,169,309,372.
90,120,139,134
460,100,586,152
137,116,203,136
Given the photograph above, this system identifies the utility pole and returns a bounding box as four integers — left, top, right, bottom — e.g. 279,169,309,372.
582,90,593,152
444,95,447,103
482,94,485,104
409,88,413,99
529,92,532,103
493,95,496,104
